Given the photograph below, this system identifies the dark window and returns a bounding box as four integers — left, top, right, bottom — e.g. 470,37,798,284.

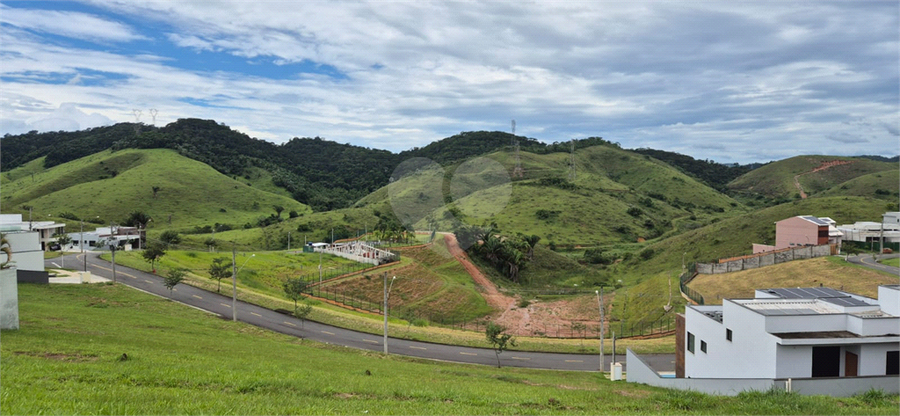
726,328,732,341
811,346,840,377
887,351,899,375
700,341,707,353
687,332,695,353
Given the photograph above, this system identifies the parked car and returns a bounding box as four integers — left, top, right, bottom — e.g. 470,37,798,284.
48,243,61,251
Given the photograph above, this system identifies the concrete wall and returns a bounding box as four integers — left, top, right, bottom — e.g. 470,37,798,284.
0,268,19,330
628,349,900,397
697,245,833,275
859,343,899,377
627,349,776,396
4,231,44,271
780,376,899,397
17,270,49,284
685,302,777,379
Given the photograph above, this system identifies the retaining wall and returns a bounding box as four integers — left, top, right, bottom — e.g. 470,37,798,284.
697,245,834,275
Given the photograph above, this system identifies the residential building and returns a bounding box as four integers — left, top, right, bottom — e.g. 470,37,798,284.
680,286,899,380
0,214,66,251
838,212,900,245
66,226,143,251
754,215,843,254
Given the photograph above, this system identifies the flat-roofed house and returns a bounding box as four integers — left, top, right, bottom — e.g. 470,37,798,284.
681,286,899,381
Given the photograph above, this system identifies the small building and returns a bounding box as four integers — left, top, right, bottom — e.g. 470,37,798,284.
0,228,49,283
66,226,142,251
0,214,66,251
754,216,842,254
838,212,900,245
680,286,899,380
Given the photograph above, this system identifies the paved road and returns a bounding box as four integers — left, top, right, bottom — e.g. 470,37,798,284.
846,253,899,275
46,252,675,372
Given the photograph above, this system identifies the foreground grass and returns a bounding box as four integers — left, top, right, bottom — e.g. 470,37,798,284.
3,284,896,415
880,257,899,267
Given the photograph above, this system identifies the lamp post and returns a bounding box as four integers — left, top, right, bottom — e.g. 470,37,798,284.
231,247,255,321
596,289,605,373
383,273,396,354
80,220,85,271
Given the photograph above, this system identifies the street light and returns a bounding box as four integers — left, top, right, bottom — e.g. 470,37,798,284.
231,249,255,321
384,274,397,354
596,289,605,373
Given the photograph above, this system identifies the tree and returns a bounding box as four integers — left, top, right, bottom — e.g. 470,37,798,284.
0,233,12,269
485,322,516,368
164,268,186,293
294,303,313,328
152,186,161,198
159,230,181,247
122,211,152,227
208,257,231,293
142,241,166,273
205,238,218,253
273,205,285,219
282,277,309,312
53,232,72,268
523,234,541,260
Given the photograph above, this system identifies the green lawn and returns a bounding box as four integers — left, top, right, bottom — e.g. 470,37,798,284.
3,283,896,415
880,257,899,267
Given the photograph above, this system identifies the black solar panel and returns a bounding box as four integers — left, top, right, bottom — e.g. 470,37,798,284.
822,297,874,307
756,308,822,316
763,287,845,299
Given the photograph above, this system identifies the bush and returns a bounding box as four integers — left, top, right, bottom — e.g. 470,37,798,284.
639,248,655,260
627,207,643,217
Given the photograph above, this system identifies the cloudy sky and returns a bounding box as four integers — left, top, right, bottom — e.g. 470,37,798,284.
1,1,897,163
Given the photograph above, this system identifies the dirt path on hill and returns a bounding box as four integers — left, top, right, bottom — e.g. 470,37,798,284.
442,233,606,337
792,159,854,199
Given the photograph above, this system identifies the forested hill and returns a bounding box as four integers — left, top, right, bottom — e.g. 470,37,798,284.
0,118,757,211
631,148,756,192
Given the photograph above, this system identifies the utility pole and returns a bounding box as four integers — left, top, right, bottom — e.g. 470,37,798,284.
232,246,237,321
880,214,885,254
596,289,605,373
288,232,291,251
81,220,86,272
383,273,396,354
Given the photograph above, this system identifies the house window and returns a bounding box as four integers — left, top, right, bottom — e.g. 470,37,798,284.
887,351,899,375
687,332,695,353
700,340,707,353
726,328,732,341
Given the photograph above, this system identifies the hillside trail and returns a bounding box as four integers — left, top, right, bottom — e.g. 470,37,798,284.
442,233,603,337
792,159,854,199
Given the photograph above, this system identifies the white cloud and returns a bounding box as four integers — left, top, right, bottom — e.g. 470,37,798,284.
0,1,896,163
0,4,146,43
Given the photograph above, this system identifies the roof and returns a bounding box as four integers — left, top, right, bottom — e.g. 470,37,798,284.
759,287,845,299
800,216,830,226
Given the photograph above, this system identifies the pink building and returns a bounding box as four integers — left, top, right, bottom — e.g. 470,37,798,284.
753,216,841,254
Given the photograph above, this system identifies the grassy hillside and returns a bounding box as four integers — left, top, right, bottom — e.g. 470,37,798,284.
728,155,895,201
688,257,897,304
0,149,309,232
358,143,743,246
818,169,900,203
7,284,895,415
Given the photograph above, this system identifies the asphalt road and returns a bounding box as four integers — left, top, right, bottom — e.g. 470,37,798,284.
846,253,899,275
47,252,675,373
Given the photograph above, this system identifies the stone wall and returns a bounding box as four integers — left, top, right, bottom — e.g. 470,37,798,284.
697,245,833,275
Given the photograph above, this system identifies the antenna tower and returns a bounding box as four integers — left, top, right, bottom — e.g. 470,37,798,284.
511,120,523,178
569,139,576,181
149,108,158,125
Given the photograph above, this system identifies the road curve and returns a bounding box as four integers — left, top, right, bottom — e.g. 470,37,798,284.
46,252,674,372
846,253,900,276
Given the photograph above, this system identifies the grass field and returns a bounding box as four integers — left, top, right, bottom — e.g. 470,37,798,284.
728,156,895,200
3,283,896,415
687,257,897,304
880,257,899,268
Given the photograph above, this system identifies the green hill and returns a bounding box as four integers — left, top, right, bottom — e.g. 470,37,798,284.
0,149,309,232
728,155,895,201
818,169,900,202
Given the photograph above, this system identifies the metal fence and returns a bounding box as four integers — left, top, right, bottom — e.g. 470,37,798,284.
679,262,704,305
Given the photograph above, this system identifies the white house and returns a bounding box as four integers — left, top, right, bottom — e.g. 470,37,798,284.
838,212,900,245
683,286,899,380
0,214,66,251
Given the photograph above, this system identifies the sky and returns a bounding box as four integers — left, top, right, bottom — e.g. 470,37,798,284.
1,1,897,164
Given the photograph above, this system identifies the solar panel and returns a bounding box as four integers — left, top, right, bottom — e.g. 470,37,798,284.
801,216,829,226
763,287,845,299
822,297,873,307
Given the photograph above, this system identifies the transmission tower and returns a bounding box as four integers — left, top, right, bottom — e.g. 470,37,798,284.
149,108,158,125
569,139,576,181
132,109,142,135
